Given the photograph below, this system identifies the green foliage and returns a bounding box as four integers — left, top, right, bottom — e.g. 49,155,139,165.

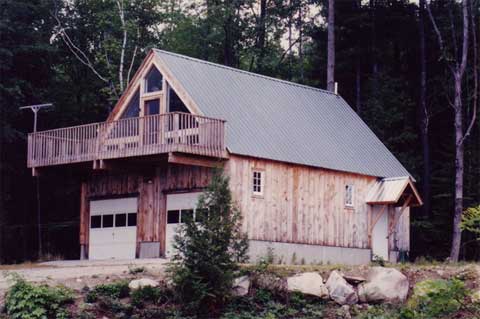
405,278,470,318
461,205,480,238
4,275,74,319
130,286,166,308
85,280,130,303
371,254,387,267
355,304,404,319
168,170,249,315
96,295,133,317
220,290,324,319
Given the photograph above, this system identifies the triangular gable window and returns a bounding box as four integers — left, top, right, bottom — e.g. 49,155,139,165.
145,67,163,93
168,87,190,113
120,89,140,118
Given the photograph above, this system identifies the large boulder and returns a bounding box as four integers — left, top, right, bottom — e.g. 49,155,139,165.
287,272,328,298
128,278,159,290
255,273,286,292
325,271,358,305
232,276,250,297
358,267,409,303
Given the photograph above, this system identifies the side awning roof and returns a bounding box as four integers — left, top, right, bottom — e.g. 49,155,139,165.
366,176,423,207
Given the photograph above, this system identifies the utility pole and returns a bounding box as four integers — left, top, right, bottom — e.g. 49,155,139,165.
19,103,53,259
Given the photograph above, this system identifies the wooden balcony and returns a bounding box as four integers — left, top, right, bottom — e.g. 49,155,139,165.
27,112,227,168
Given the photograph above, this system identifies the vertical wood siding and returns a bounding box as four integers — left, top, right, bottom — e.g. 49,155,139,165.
225,155,379,249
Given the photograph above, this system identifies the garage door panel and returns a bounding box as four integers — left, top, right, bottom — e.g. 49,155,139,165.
165,192,202,258
89,197,138,260
90,197,137,215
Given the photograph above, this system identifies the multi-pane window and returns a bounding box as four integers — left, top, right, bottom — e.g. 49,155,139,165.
167,209,208,224
252,170,264,196
345,184,354,207
90,212,137,229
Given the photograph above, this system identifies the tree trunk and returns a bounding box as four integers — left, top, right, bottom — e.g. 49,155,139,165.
355,0,362,115
370,0,378,91
298,1,304,83
223,0,234,67
451,73,465,261
419,0,431,218
116,0,127,92
356,58,361,114
327,0,335,92
449,0,470,262
257,0,267,72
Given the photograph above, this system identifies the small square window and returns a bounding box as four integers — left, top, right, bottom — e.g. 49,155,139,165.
167,210,180,224
115,213,127,227
103,214,114,228
127,213,137,226
345,184,354,207
91,215,101,229
252,170,264,196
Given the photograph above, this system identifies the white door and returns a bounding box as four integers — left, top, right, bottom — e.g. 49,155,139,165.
165,192,202,258
372,206,389,261
89,197,138,260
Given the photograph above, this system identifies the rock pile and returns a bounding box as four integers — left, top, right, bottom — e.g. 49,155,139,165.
232,266,410,306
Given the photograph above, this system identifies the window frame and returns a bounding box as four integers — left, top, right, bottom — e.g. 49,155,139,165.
144,66,163,93
252,169,265,197
345,184,355,208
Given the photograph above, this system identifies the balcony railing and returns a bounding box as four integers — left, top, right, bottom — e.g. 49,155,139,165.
27,112,226,168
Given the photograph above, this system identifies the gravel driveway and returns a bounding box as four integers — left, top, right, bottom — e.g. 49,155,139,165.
0,258,169,293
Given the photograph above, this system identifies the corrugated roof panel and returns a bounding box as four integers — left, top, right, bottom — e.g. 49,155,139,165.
154,49,412,178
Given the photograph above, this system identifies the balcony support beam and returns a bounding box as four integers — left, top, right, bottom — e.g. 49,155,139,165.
168,153,225,168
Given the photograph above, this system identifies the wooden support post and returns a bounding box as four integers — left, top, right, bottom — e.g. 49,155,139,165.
388,195,412,237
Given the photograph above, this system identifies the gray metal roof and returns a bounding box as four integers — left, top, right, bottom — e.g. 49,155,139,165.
154,49,412,178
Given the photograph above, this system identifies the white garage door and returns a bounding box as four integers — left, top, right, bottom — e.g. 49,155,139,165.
165,192,202,258
89,197,138,260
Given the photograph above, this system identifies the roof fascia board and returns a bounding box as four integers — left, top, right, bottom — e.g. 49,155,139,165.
393,178,410,203
406,179,423,206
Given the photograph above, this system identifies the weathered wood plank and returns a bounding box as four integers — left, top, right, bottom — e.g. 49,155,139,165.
225,155,378,249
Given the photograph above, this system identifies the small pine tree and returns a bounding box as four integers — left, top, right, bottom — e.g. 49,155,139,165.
168,170,248,315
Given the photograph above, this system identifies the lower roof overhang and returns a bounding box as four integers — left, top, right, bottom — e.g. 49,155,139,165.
366,176,423,207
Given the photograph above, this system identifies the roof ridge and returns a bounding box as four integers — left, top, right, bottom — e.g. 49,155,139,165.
153,48,338,97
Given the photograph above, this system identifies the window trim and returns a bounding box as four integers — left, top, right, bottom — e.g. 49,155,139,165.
144,66,163,93
345,184,355,208
252,169,265,197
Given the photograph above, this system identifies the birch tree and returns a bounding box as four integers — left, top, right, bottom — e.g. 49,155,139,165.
51,0,160,98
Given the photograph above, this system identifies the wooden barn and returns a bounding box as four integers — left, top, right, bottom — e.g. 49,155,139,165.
27,49,422,264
